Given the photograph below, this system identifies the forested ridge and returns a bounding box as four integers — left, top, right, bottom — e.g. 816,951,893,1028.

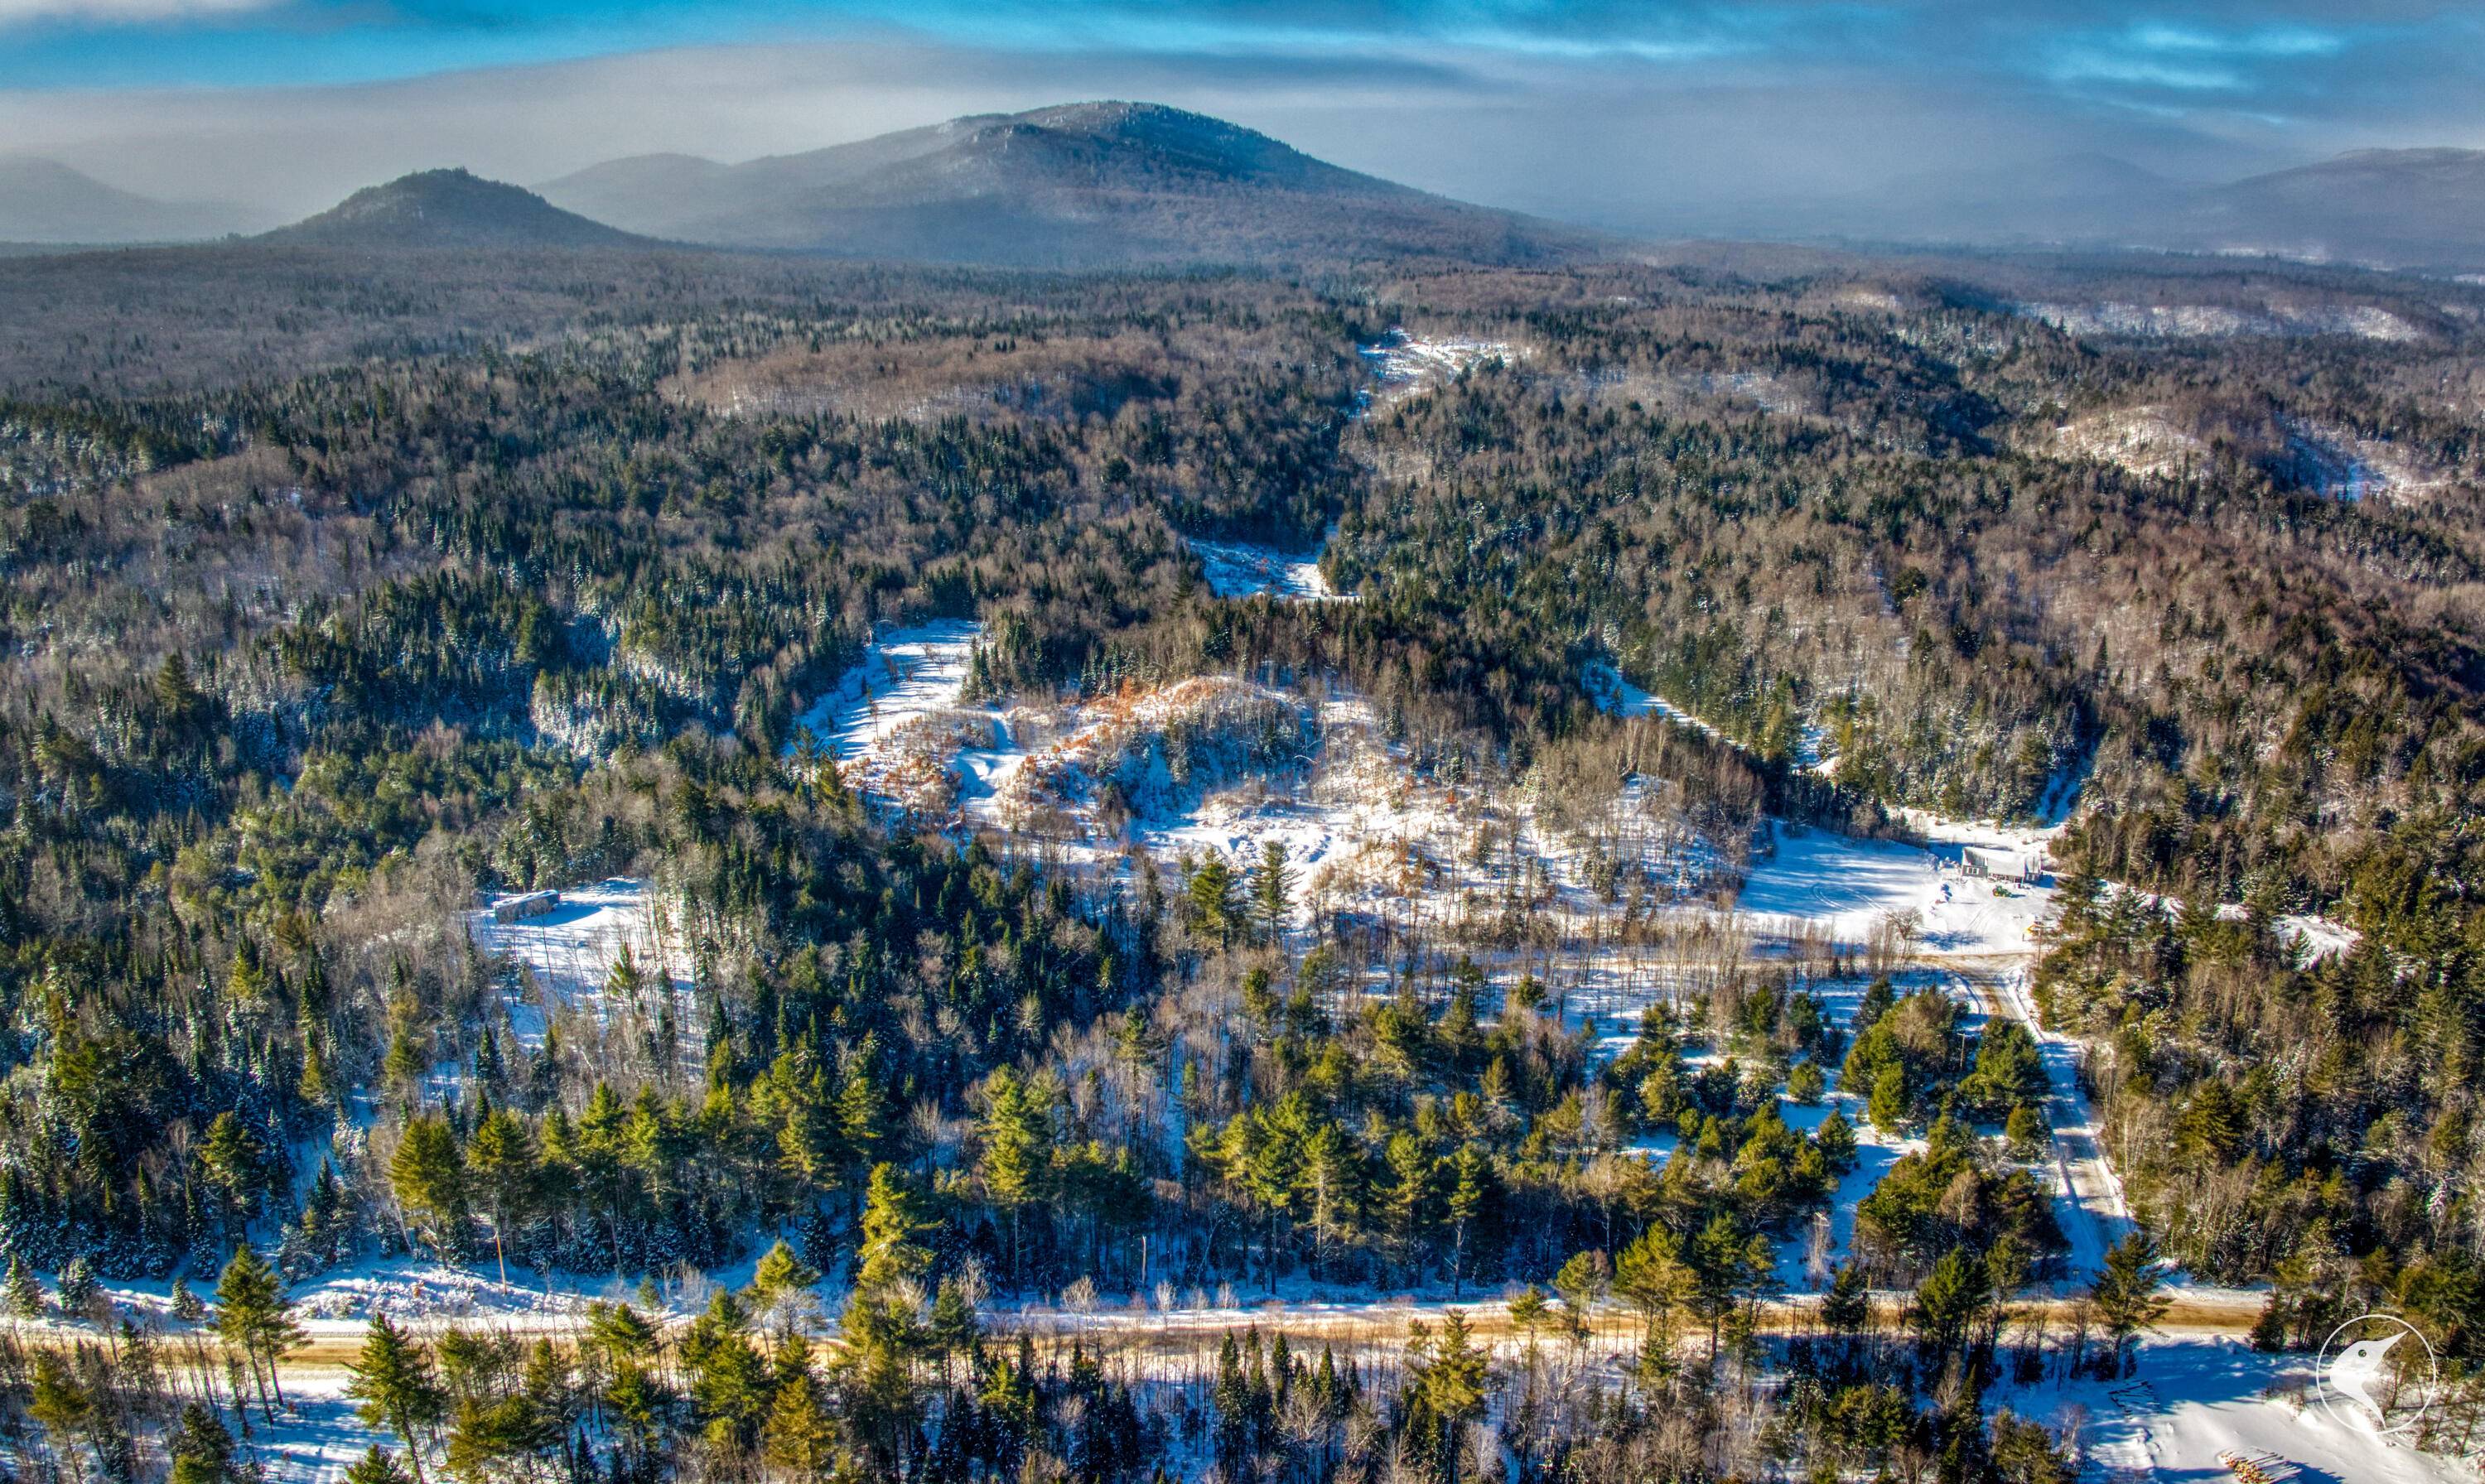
2,246,2484,1482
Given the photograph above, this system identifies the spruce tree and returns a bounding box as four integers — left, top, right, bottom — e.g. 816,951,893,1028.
166,1402,237,1484
215,1245,301,1420
464,1106,537,1289
854,1164,935,1296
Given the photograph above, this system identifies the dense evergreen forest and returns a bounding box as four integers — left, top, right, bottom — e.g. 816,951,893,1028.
2,244,2484,1482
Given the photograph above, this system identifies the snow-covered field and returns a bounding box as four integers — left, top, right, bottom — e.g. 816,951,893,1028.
1740,816,2059,957
2004,1337,2478,1484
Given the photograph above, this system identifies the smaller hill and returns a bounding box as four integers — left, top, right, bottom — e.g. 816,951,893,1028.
262,168,651,250
0,157,256,244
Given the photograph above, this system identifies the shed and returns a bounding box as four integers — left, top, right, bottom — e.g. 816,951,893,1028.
493,889,561,923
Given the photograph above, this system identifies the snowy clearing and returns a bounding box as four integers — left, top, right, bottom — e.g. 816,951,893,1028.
466,878,693,1050
1738,815,2060,958
1356,329,1514,405
1581,660,1721,740
2003,1336,2478,1484
786,619,1021,817
1190,528,1345,600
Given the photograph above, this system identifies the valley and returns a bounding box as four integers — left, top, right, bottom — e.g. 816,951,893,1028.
2,188,2483,1483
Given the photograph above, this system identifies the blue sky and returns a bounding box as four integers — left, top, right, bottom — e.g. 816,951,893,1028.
0,0,2450,94
0,0,2477,225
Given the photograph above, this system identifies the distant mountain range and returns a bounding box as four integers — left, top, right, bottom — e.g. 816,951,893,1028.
533,101,1619,267
1751,147,2485,270
11,106,2485,273
0,157,259,243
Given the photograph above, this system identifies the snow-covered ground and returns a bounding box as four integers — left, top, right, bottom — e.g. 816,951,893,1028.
786,620,1029,819
466,878,692,1051
1356,329,1515,406
1998,1337,2479,1484
1740,815,2059,957
1190,530,1344,600
1582,660,1722,740
1990,965,2134,1284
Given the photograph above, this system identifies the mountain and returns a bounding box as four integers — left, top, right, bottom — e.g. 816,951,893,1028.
1709,146,2485,271
538,101,1621,267
263,167,650,250
0,157,257,243
2183,149,2485,269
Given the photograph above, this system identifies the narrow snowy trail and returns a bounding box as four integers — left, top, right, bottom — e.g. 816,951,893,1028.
1953,958,2132,1284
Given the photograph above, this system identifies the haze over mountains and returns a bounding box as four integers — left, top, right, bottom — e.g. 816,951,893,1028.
5,102,2484,274
535,101,1618,267
0,155,259,243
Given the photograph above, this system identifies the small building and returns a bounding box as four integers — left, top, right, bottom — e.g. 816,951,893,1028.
493,889,561,923
1961,847,2048,884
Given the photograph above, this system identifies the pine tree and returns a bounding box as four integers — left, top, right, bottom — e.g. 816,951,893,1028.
1445,1144,1489,1300
1188,857,1238,943
215,1244,304,1421
1820,1262,1870,1335
977,1072,1047,1289
929,1277,980,1380
29,1352,94,1472
2091,1231,2172,1374
55,1254,98,1318
346,1312,447,1484
343,1448,417,1484
751,1238,825,1330
1252,840,1294,942
390,1115,469,1260
464,1107,536,1289
1868,1062,1908,1134
200,1111,265,1245
1403,1311,1489,1484
166,1401,238,1484
4,1253,43,1318
854,1164,935,1296
1906,1247,1992,1361
761,1370,843,1480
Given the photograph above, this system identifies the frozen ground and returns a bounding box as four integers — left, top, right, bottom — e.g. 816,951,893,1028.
1356,329,1514,406
466,878,693,1052
1997,1336,2479,1484
1190,529,1344,600
1582,659,1722,740
787,620,1025,819
1739,815,2060,957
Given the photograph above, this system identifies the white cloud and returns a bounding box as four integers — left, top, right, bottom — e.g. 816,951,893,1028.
0,0,274,22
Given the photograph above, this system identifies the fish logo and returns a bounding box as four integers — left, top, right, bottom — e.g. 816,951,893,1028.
2316,1315,2437,1437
